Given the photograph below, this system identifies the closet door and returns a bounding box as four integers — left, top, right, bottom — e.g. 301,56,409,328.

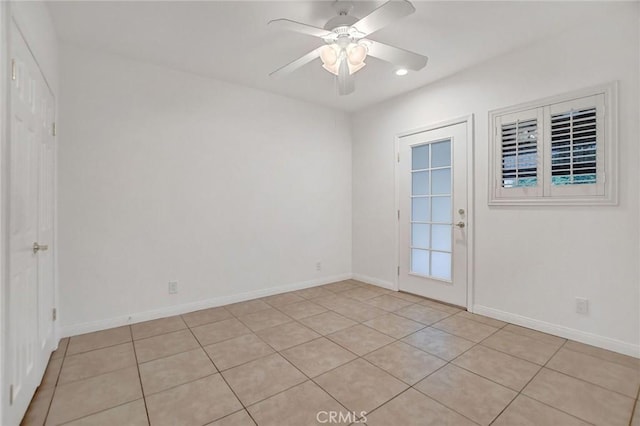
5,20,56,426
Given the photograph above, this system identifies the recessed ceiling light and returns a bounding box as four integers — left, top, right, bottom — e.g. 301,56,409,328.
395,68,408,76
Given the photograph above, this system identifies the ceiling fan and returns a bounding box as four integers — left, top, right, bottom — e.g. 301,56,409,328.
268,0,428,96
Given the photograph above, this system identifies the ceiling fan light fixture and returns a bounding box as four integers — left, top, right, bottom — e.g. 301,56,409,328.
322,63,340,75
347,43,367,66
268,0,428,94
320,44,339,67
321,42,368,76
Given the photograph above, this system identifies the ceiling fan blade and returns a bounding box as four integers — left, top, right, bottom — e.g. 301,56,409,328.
269,47,323,78
352,0,415,37
268,18,333,39
365,40,428,71
337,58,355,96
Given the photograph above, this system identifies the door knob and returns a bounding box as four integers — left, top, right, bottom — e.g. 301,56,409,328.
455,222,465,229
33,242,49,254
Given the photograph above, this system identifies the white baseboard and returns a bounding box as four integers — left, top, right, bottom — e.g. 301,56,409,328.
473,304,640,359
59,273,352,338
351,273,397,291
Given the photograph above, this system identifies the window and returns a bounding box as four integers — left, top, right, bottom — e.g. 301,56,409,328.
410,140,453,281
489,83,617,205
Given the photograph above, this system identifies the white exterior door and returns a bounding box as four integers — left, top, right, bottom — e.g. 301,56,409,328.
5,20,56,425
398,121,468,307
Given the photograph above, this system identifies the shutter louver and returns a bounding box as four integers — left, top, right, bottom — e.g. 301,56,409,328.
550,107,597,185
501,119,538,188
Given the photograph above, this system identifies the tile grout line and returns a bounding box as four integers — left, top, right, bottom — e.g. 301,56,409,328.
628,386,640,426
128,325,152,426
30,340,65,425
262,299,476,423
55,399,148,425
40,347,67,425
542,339,640,398
49,343,138,388
198,294,409,419
488,337,593,426
30,283,637,426
50,313,594,426
188,324,259,426
259,304,430,423
559,344,640,371
483,326,565,425
51,327,151,426
403,321,506,425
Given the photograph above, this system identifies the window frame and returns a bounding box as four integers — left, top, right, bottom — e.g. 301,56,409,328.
488,82,618,206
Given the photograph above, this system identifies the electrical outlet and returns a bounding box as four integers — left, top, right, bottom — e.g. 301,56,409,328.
576,297,588,314
316,261,322,271
168,281,178,294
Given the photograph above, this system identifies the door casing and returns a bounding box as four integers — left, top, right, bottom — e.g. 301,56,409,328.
394,115,475,310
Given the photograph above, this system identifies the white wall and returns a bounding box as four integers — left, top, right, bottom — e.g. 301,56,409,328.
352,3,640,355
58,45,352,334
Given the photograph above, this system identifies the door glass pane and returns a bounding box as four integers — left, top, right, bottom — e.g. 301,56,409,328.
431,252,451,280
431,225,451,251
431,196,451,223
412,171,429,196
411,224,430,249
409,138,453,281
431,140,451,167
411,249,429,276
432,169,451,195
412,145,429,170
412,197,430,222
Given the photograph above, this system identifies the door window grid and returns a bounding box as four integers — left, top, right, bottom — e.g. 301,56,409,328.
410,140,453,281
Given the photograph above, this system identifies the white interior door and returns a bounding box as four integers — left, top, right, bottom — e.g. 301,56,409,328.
37,74,56,358
398,121,468,307
6,20,56,425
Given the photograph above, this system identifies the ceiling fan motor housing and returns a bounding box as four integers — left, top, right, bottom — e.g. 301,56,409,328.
324,14,358,32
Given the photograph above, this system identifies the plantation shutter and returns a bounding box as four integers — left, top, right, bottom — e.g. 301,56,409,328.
545,94,605,197
501,119,538,187
495,108,543,199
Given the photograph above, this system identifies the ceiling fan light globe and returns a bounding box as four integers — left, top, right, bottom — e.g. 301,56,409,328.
320,45,339,66
322,63,340,76
347,44,367,66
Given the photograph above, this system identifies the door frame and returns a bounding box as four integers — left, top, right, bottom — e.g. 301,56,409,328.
394,115,475,311
0,1,8,420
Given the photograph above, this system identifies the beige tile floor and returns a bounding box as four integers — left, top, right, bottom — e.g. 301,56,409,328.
21,279,640,426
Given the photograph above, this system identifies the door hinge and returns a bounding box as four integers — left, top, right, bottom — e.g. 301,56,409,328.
52,122,57,136
9,384,13,405
397,266,400,276
11,59,16,81
397,152,400,163
53,308,57,321
397,209,400,220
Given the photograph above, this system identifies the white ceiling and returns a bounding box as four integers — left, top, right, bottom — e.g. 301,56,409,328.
48,1,609,112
